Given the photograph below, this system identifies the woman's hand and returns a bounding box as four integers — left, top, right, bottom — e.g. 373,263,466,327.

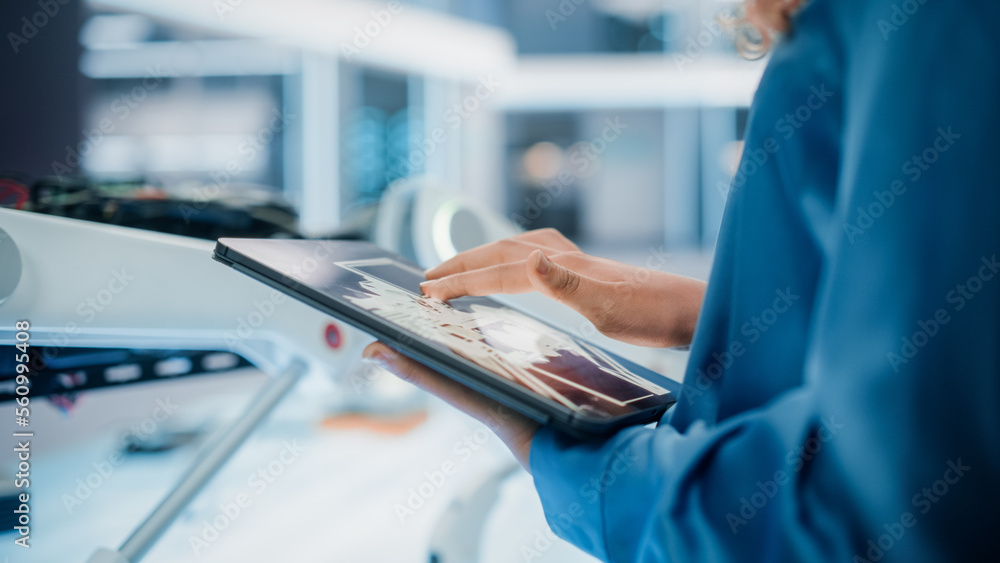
363,341,540,471
421,228,706,348
364,229,703,469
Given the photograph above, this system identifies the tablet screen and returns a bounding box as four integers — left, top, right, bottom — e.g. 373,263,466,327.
221,239,673,419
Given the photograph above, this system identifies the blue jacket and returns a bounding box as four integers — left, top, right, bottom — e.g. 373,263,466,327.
529,0,1000,560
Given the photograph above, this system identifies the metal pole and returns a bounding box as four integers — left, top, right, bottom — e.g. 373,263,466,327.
87,359,309,563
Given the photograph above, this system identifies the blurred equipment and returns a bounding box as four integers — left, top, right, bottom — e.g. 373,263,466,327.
429,462,521,563
0,208,365,562
0,177,30,209
372,177,520,268
0,347,251,408
2,175,300,239
0,173,303,412
323,176,520,268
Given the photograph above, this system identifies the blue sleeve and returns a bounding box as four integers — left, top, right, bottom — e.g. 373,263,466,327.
529,2,1000,561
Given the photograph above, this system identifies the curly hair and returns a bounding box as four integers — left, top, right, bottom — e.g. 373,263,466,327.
733,0,808,58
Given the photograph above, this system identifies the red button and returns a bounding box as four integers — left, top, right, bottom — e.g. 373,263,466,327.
324,323,342,349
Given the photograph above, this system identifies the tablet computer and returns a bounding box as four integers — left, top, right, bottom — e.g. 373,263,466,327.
213,238,678,438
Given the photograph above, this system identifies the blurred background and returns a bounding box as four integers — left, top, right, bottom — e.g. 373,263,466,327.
0,0,765,561
2,0,763,267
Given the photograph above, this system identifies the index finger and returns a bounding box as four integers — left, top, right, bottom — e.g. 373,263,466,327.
425,238,564,280
421,261,534,300
510,228,580,252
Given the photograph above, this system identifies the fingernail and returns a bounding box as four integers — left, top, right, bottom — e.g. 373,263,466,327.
365,351,397,368
535,252,550,275
363,344,396,361
419,280,435,296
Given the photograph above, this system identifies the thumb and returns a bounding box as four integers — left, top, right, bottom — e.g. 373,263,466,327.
526,250,617,321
